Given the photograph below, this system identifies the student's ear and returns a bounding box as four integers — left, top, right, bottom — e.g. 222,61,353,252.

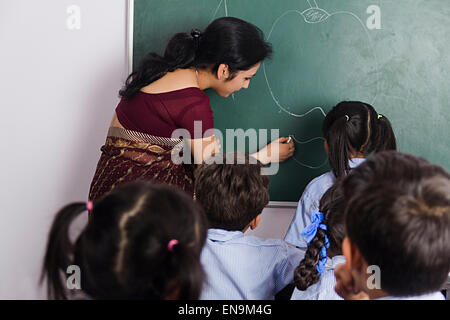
342,236,365,272
324,140,329,155
216,63,230,81
249,214,262,230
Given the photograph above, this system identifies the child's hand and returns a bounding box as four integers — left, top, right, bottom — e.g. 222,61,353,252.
334,264,369,300
255,137,295,164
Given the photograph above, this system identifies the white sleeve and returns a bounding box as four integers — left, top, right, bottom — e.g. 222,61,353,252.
284,192,319,249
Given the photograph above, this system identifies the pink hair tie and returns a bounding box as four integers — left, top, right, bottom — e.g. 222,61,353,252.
86,200,93,211
168,239,179,252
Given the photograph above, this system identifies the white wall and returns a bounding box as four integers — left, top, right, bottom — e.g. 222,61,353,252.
0,0,127,299
246,207,295,239
0,0,296,299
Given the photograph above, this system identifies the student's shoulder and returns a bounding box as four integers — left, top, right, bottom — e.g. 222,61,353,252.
242,235,304,258
302,171,335,198
242,234,297,250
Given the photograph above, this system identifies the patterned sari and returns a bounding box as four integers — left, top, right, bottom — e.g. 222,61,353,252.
88,127,194,201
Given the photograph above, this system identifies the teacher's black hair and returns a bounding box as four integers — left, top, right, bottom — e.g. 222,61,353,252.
119,17,272,100
40,181,208,300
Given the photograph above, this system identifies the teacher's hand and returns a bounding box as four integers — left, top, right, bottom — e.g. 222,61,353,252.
253,137,295,164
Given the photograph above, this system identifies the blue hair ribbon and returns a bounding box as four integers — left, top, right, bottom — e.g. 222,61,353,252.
300,211,330,275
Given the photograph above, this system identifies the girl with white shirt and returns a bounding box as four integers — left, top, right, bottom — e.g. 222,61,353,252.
291,179,346,300
285,101,397,248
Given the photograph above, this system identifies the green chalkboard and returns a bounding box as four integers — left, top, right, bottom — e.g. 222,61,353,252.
132,0,450,203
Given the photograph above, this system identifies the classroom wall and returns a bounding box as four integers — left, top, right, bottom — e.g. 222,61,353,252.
0,0,127,299
0,0,295,299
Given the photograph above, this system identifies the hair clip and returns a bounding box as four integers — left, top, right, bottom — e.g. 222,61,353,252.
86,200,93,211
190,29,202,39
377,113,383,119
345,115,349,121
168,239,179,252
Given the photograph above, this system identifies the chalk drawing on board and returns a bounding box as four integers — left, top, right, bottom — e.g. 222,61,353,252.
264,1,380,117
262,0,380,169
210,0,228,22
303,0,330,24
290,135,328,169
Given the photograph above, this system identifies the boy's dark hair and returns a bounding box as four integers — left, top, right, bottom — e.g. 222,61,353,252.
41,181,208,300
294,179,347,290
322,101,397,179
120,17,272,99
342,151,450,296
194,152,270,231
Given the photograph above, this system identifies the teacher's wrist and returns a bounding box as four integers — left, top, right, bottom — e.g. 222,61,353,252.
251,151,270,165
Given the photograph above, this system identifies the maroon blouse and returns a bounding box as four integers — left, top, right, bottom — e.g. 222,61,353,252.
116,87,214,138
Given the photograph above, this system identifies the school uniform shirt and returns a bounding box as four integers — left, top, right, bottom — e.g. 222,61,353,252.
290,255,345,300
199,228,305,300
285,158,366,249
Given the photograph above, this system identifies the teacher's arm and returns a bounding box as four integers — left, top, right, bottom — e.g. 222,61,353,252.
188,135,221,164
251,137,295,164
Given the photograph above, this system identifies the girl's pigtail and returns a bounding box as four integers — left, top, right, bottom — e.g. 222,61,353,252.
326,117,351,178
40,202,88,299
375,114,397,152
168,241,206,300
293,227,328,290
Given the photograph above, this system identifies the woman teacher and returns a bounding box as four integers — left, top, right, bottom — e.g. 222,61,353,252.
89,17,295,201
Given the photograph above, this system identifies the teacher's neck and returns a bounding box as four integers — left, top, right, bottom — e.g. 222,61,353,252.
194,67,216,91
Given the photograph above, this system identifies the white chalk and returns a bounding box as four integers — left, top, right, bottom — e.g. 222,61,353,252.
286,136,292,143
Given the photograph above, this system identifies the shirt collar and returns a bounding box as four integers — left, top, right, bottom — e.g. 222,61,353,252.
349,157,366,169
324,255,346,269
207,228,244,242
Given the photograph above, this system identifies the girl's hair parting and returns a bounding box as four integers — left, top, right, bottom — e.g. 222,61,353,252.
293,179,347,291
342,151,450,296
41,181,208,300
119,17,272,99
322,101,397,178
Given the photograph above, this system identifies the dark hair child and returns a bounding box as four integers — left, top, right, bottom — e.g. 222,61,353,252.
335,151,450,300
285,101,397,248
194,152,304,300
322,101,397,178
41,181,208,300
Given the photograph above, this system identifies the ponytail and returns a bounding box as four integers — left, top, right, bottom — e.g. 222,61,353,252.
326,117,351,178
294,226,328,290
119,17,272,100
164,240,206,300
119,31,198,100
374,114,397,152
294,180,346,291
40,202,88,299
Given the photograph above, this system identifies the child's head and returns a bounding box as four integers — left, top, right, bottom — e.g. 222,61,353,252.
194,152,269,231
41,181,208,300
341,151,450,297
294,179,347,290
322,101,397,178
